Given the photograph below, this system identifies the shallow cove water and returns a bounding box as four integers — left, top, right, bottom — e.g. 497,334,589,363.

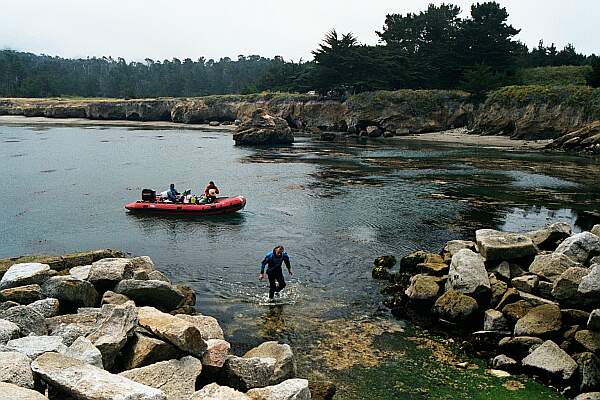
2,123,600,399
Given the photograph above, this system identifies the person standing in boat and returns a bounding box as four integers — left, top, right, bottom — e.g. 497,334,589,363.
259,245,292,299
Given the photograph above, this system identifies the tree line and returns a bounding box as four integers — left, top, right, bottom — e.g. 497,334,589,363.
0,2,597,98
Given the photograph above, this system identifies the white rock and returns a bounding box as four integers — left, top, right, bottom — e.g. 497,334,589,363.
522,340,577,380
446,249,490,297
0,382,46,400
27,297,60,318
5,335,67,359
246,378,311,400
555,232,600,264
65,336,103,368
0,318,20,344
69,264,92,280
0,263,53,290
191,383,250,400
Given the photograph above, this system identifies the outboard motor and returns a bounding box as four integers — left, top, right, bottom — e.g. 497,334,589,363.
141,189,156,202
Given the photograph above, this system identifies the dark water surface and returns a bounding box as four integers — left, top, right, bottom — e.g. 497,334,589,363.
2,124,600,398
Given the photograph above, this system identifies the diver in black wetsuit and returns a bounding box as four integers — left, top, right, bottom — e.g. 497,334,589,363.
259,245,292,299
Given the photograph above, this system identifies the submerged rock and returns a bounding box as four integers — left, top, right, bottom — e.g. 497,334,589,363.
120,356,203,400
31,352,166,400
522,340,577,381
475,229,536,261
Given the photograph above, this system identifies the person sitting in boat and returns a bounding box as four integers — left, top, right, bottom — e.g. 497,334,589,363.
204,181,220,197
165,183,181,203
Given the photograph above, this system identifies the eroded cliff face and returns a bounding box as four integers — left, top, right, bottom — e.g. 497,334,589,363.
470,86,600,140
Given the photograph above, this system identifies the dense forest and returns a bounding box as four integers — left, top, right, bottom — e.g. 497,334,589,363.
0,2,597,98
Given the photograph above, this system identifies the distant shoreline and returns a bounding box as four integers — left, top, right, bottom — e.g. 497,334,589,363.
0,115,235,131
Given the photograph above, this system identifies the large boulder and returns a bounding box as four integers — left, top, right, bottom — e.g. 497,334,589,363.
5,335,67,359
529,253,583,283
244,342,297,384
0,351,35,389
555,232,600,265
120,356,203,400
137,306,207,356
0,319,20,344
65,336,103,368
247,378,311,400
405,274,441,301
87,258,136,291
0,263,54,290
552,267,590,306
446,249,490,297
176,314,225,340
31,352,166,400
85,301,138,369
69,264,92,280
0,284,44,304
114,279,184,311
579,264,600,301
521,340,578,380
502,300,534,323
525,222,572,250
0,382,46,400
443,240,477,259
513,304,562,337
191,383,250,400
42,276,99,310
432,290,479,322
28,297,60,318
46,308,101,346
121,331,182,370
233,109,293,146
224,355,277,391
475,229,536,261
0,305,47,336
101,290,131,306
576,330,600,353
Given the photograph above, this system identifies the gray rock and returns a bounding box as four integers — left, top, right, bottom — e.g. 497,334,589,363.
552,267,590,306
483,309,510,332
555,232,600,264
475,229,536,261
432,290,479,322
502,300,534,323
446,249,490,297
131,256,156,273
0,351,34,389
28,297,60,318
65,336,103,368
593,256,600,266
525,222,572,250
224,355,277,391
489,274,508,307
42,276,99,310
114,279,184,311
46,309,101,346
121,331,182,370
147,271,170,282
191,383,250,400
514,304,562,337
0,263,54,290
579,264,600,300
529,253,583,283
0,318,20,344
498,336,544,358
562,309,591,326
576,393,600,400
101,290,131,305
69,264,92,280
120,356,202,400
202,339,230,368
537,281,554,300
0,382,46,400
87,258,136,290
522,340,577,380
244,342,297,384
5,335,67,358
31,352,166,400
490,261,511,281
590,309,600,331
404,274,441,301
233,110,293,146
0,301,19,312
492,354,517,371
246,378,311,400
0,305,46,336
443,240,477,258
576,330,600,353
86,301,137,369
511,275,539,293
578,352,600,392
137,306,207,356
519,291,558,307
0,284,44,304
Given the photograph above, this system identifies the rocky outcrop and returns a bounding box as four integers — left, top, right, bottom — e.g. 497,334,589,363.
233,109,294,146
550,121,600,154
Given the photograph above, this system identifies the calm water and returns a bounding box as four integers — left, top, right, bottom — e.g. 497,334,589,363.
2,123,600,398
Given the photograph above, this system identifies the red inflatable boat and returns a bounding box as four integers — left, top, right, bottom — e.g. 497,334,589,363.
125,195,246,216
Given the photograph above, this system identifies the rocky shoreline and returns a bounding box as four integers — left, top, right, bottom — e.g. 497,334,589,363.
0,250,316,400
374,223,600,399
1,87,598,153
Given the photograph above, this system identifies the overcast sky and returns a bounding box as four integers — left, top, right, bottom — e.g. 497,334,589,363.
1,0,597,62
